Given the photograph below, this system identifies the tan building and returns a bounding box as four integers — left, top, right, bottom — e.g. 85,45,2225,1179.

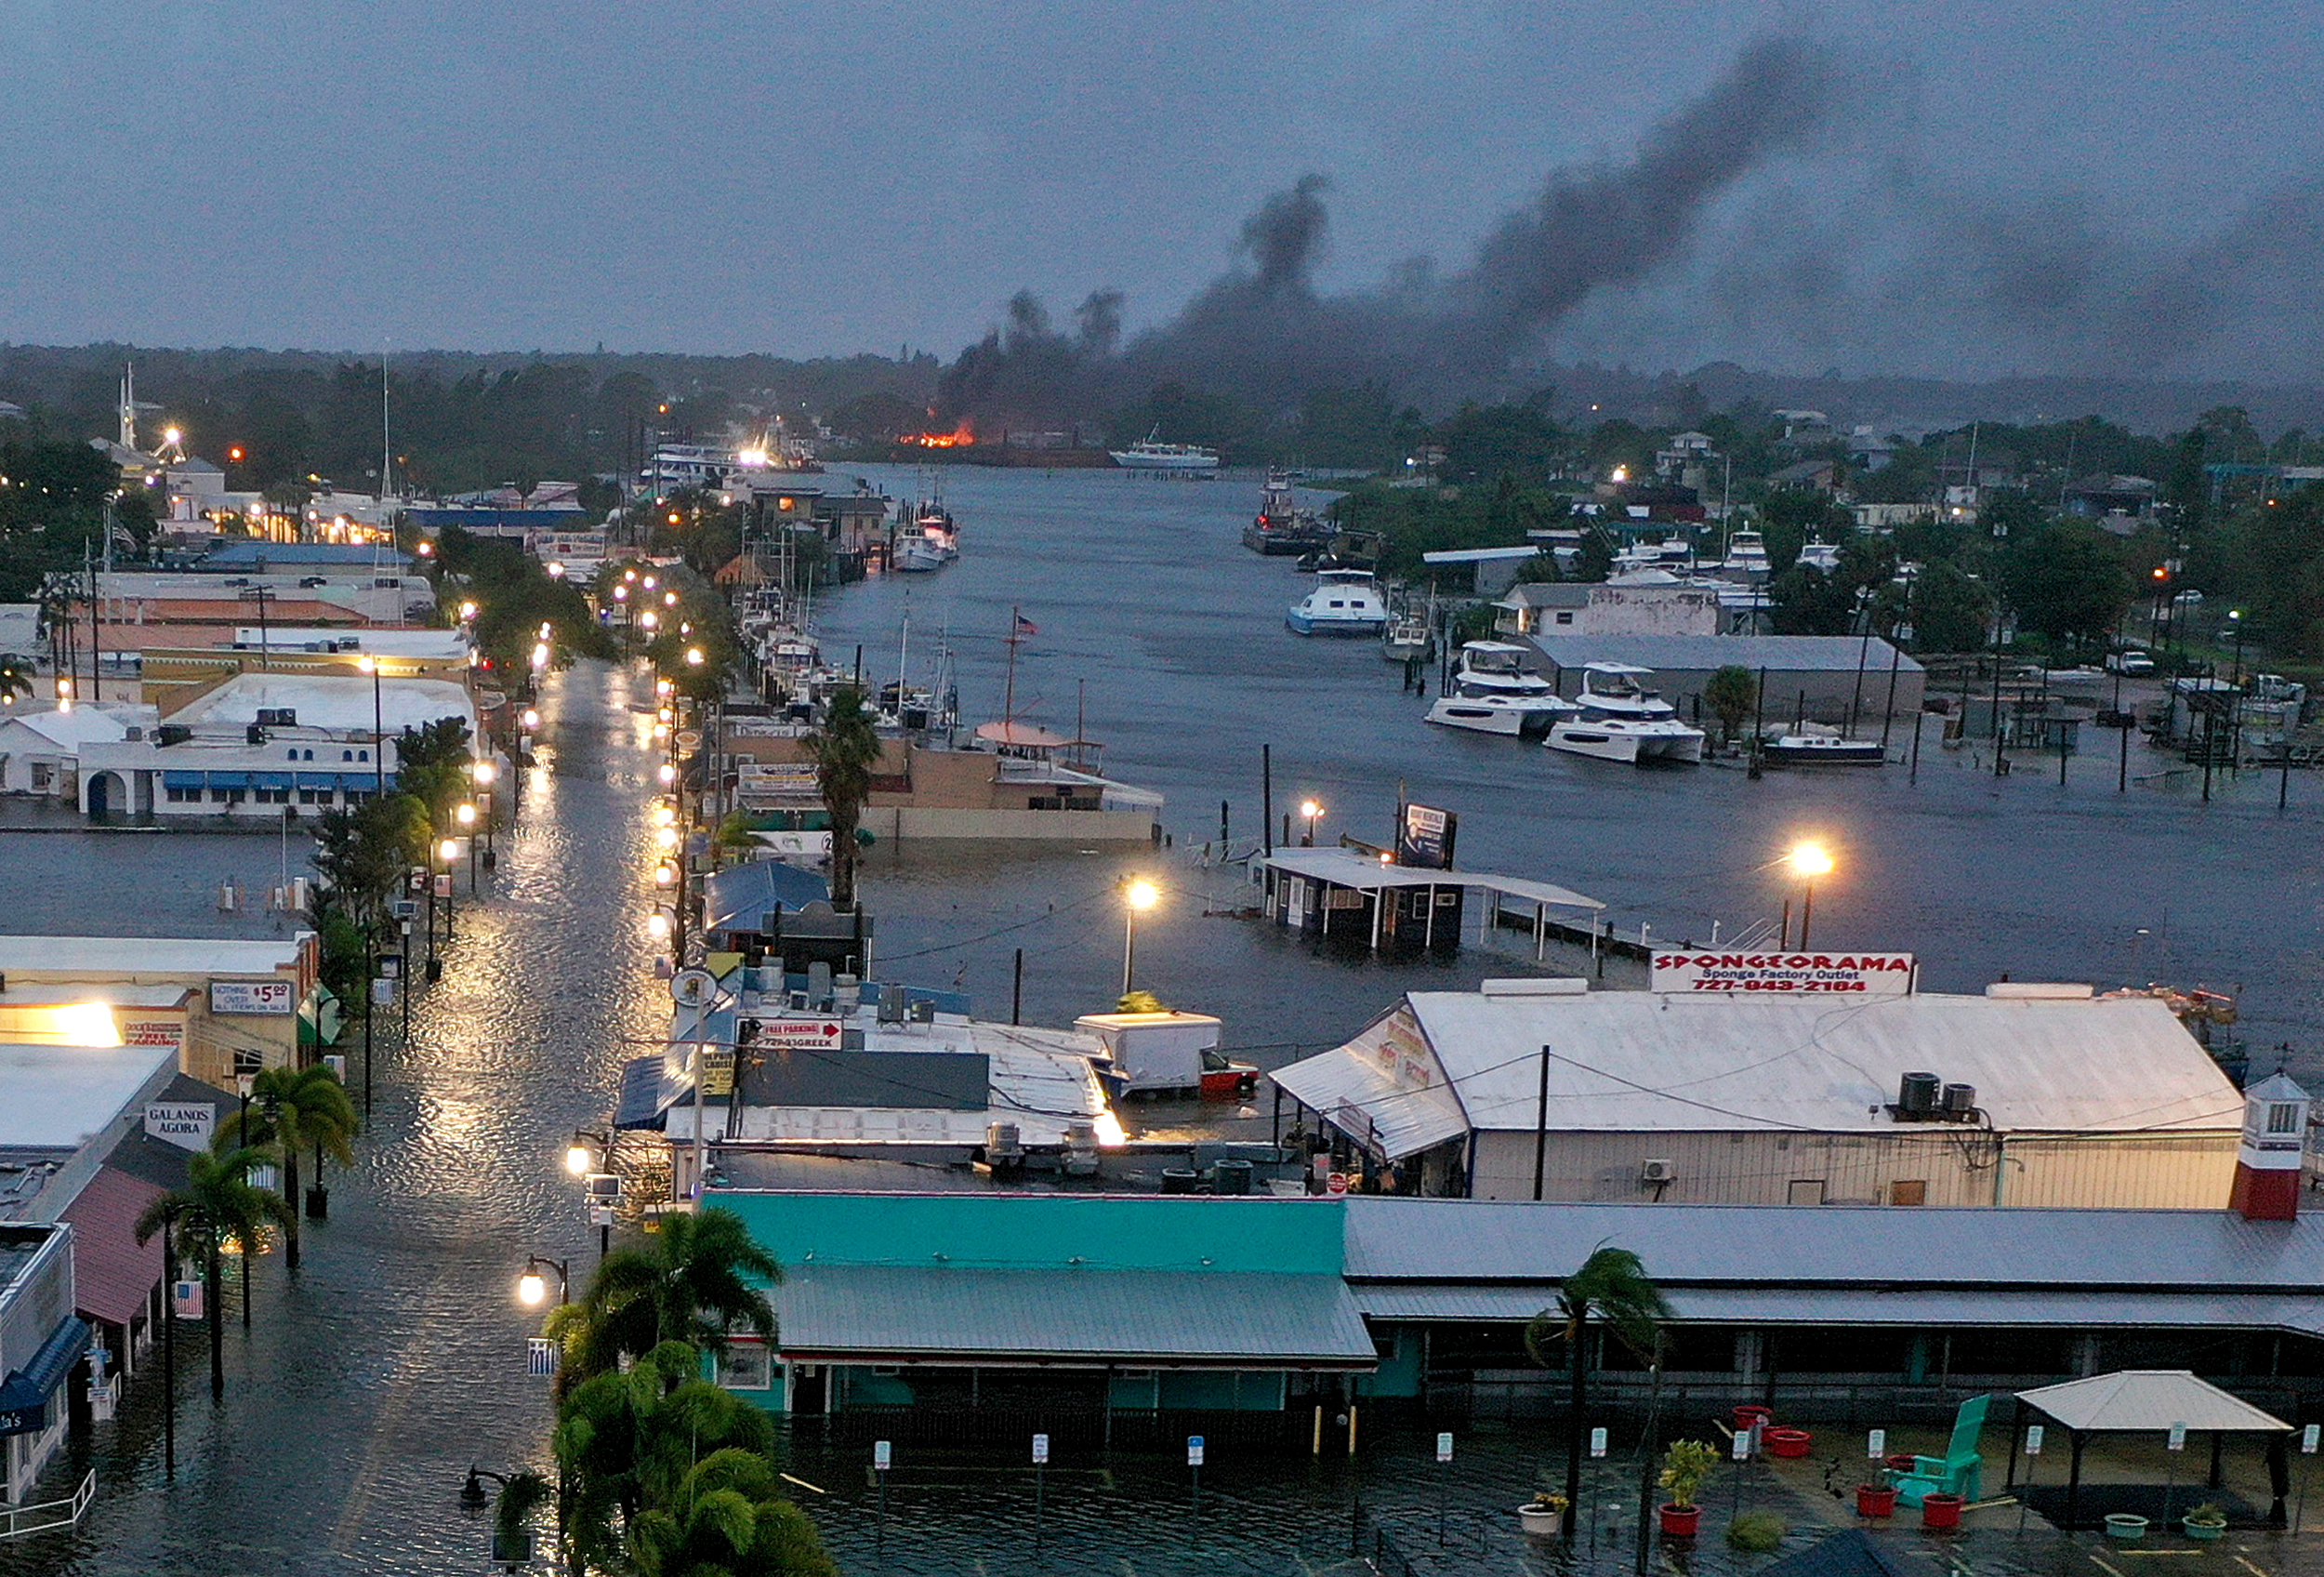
0,934,324,1089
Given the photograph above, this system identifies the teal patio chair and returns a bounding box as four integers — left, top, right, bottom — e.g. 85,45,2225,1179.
1890,1394,1990,1506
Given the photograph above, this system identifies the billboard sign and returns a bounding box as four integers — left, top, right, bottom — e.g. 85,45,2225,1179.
1649,951,1916,997
210,978,295,1015
1397,803,1458,870
145,1102,216,1150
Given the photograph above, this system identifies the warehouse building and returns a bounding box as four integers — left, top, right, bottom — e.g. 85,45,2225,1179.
1268,976,2242,1207
1526,633,1926,729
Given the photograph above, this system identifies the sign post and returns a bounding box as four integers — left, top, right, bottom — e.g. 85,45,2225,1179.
1033,1433,1049,1550
2019,1425,2043,1536
1868,1429,1886,1461
1187,1435,1205,1531
873,1440,891,1552
2300,1423,2319,1534
1436,1431,1453,1545
1732,1425,1750,1529
1591,1425,1608,1559
2165,1421,2186,1528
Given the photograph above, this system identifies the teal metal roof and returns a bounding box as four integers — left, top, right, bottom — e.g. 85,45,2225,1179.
720,1189,1347,1275
772,1265,1375,1367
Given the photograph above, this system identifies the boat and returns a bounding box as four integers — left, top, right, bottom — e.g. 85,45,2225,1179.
1380,613,1434,663
893,491,959,573
1544,663,1706,764
1612,534,1697,576
1720,529,1771,577
1424,642,1575,735
1110,431,1221,476
1761,724,1885,766
1286,570,1389,637
1242,470,1332,554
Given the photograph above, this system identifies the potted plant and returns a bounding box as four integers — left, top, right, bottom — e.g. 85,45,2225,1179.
1921,1491,1965,1530
2103,1513,2148,1542
1519,1491,1569,1537
2183,1504,2227,1542
1856,1481,1898,1518
1659,1439,1719,1537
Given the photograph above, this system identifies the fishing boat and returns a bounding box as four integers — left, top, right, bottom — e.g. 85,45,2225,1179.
893,492,959,573
1110,431,1221,476
1760,725,1885,766
1286,570,1389,637
1380,612,1433,663
1544,663,1705,764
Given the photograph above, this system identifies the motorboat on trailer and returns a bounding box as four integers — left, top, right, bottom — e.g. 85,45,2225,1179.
1287,570,1389,636
1544,662,1706,764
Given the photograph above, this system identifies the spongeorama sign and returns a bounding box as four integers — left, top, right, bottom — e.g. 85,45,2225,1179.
1650,951,1917,997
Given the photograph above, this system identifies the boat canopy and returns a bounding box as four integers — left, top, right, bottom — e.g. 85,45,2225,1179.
1583,661,1656,675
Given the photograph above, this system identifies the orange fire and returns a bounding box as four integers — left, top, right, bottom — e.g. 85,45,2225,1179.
907,420,975,449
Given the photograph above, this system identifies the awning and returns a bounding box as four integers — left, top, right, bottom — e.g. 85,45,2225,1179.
297,985,343,1050
205,772,252,788
59,1165,168,1326
614,1054,691,1131
2018,1370,2291,1434
162,772,204,791
0,1316,92,1436
254,772,296,789
772,1265,1377,1368
294,773,347,790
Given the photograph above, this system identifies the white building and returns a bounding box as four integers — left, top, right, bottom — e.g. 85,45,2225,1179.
79,726,397,819
0,706,154,802
1495,578,1723,638
1271,978,2242,1208
165,671,477,737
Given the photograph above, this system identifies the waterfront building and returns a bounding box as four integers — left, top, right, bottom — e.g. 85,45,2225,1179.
0,934,323,1087
0,1224,86,1501
1526,631,1927,728
0,706,149,803
77,723,395,820
1270,978,2241,1206
1495,579,1723,639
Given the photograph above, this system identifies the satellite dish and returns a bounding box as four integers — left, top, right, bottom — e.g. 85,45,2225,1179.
670,967,717,1009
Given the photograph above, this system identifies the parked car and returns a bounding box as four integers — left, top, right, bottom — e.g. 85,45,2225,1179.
2106,650,2157,675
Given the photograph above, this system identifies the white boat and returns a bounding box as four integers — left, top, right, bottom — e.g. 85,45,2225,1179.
1545,663,1706,764
1612,534,1697,576
894,523,948,573
1286,570,1388,636
1110,432,1221,476
1761,727,1884,766
1424,643,1575,735
1721,529,1771,577
1380,614,1433,663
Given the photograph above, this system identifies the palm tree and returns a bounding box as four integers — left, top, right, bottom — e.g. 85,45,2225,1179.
801,684,879,908
1527,1245,1670,1538
628,1447,838,1577
552,1207,779,1385
0,656,33,706
135,1146,292,1401
217,1065,356,1270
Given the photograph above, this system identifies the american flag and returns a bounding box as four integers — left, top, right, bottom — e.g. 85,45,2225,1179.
1014,613,1039,637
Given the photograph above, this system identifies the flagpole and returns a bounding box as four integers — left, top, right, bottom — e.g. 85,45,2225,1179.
1005,606,1020,733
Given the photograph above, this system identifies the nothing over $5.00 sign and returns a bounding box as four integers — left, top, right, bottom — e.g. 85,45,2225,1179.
1650,951,1917,997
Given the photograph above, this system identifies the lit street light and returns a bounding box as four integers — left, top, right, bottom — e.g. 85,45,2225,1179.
1300,798,1324,847
1787,841,1834,948
516,1255,570,1307
685,646,705,667
356,655,385,794
1120,878,1159,997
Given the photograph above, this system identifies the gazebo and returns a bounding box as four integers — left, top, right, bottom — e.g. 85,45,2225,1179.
2008,1370,2292,1531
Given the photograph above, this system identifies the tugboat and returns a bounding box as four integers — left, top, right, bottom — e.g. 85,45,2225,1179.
1243,469,1333,555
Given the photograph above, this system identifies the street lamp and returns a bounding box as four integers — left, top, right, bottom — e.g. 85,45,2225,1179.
685,646,705,668
1120,878,1159,997
357,655,385,794
564,1131,605,1177
2228,608,2246,689
458,600,478,622
522,708,539,733
440,837,461,939
657,762,676,787
1787,841,1834,948
516,1255,570,1307
654,862,679,890
1300,798,1323,847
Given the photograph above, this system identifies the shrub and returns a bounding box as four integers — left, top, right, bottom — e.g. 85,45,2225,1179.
1728,1511,1787,1552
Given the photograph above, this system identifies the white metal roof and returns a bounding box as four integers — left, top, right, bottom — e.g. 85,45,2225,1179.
1421,547,1542,564
1269,1011,1471,1161
2017,1371,2290,1433
0,935,307,977
168,672,476,735
0,985,194,1009
0,707,138,749
1254,848,1603,912
0,1043,177,1150
1365,988,2241,1135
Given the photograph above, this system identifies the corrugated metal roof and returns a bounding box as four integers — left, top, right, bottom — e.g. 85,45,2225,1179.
1350,1283,2324,1337
1268,1014,1470,1162
773,1264,1375,1366
1343,1199,2324,1291
703,860,832,933
1529,634,1923,675
1255,848,1603,911
2017,1371,2291,1432
1400,989,2238,1133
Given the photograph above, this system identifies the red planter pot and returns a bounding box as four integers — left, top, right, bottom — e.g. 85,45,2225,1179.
1885,1453,1919,1474
1733,1404,1774,1433
1764,1426,1813,1459
1659,1503,1703,1538
1921,1493,1964,1531
1857,1485,1898,1518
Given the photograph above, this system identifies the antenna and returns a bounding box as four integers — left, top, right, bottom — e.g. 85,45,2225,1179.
380,345,392,505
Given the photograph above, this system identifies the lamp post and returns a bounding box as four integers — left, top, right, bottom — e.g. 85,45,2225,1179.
2228,608,2246,690
471,759,497,868
516,1255,571,1308
456,802,478,890
1788,842,1834,949
439,837,460,942
357,655,385,795
1120,878,1159,997
1300,799,1323,847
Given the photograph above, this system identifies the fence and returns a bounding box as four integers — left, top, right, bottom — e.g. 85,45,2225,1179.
0,1470,96,1541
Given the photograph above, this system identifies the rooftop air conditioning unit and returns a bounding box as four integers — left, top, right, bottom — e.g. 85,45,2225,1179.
1641,1159,1677,1186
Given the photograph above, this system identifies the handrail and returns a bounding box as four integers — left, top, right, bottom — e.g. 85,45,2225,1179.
0,1469,97,1540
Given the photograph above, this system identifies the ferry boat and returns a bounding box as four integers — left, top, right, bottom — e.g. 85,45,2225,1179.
1286,570,1389,637
1111,432,1221,476
1424,642,1575,735
1544,663,1706,764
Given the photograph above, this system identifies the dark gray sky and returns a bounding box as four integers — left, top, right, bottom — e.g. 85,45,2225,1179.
6,0,2320,380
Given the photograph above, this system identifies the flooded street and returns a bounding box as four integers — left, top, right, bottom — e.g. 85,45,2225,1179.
0,659,667,1575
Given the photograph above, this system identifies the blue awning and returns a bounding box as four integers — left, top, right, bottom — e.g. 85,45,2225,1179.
162,772,205,790
254,772,295,789
0,1316,89,1436
614,1054,691,1131
205,772,253,789
295,773,343,790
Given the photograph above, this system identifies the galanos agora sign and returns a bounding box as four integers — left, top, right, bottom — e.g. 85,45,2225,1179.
1650,951,1917,996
